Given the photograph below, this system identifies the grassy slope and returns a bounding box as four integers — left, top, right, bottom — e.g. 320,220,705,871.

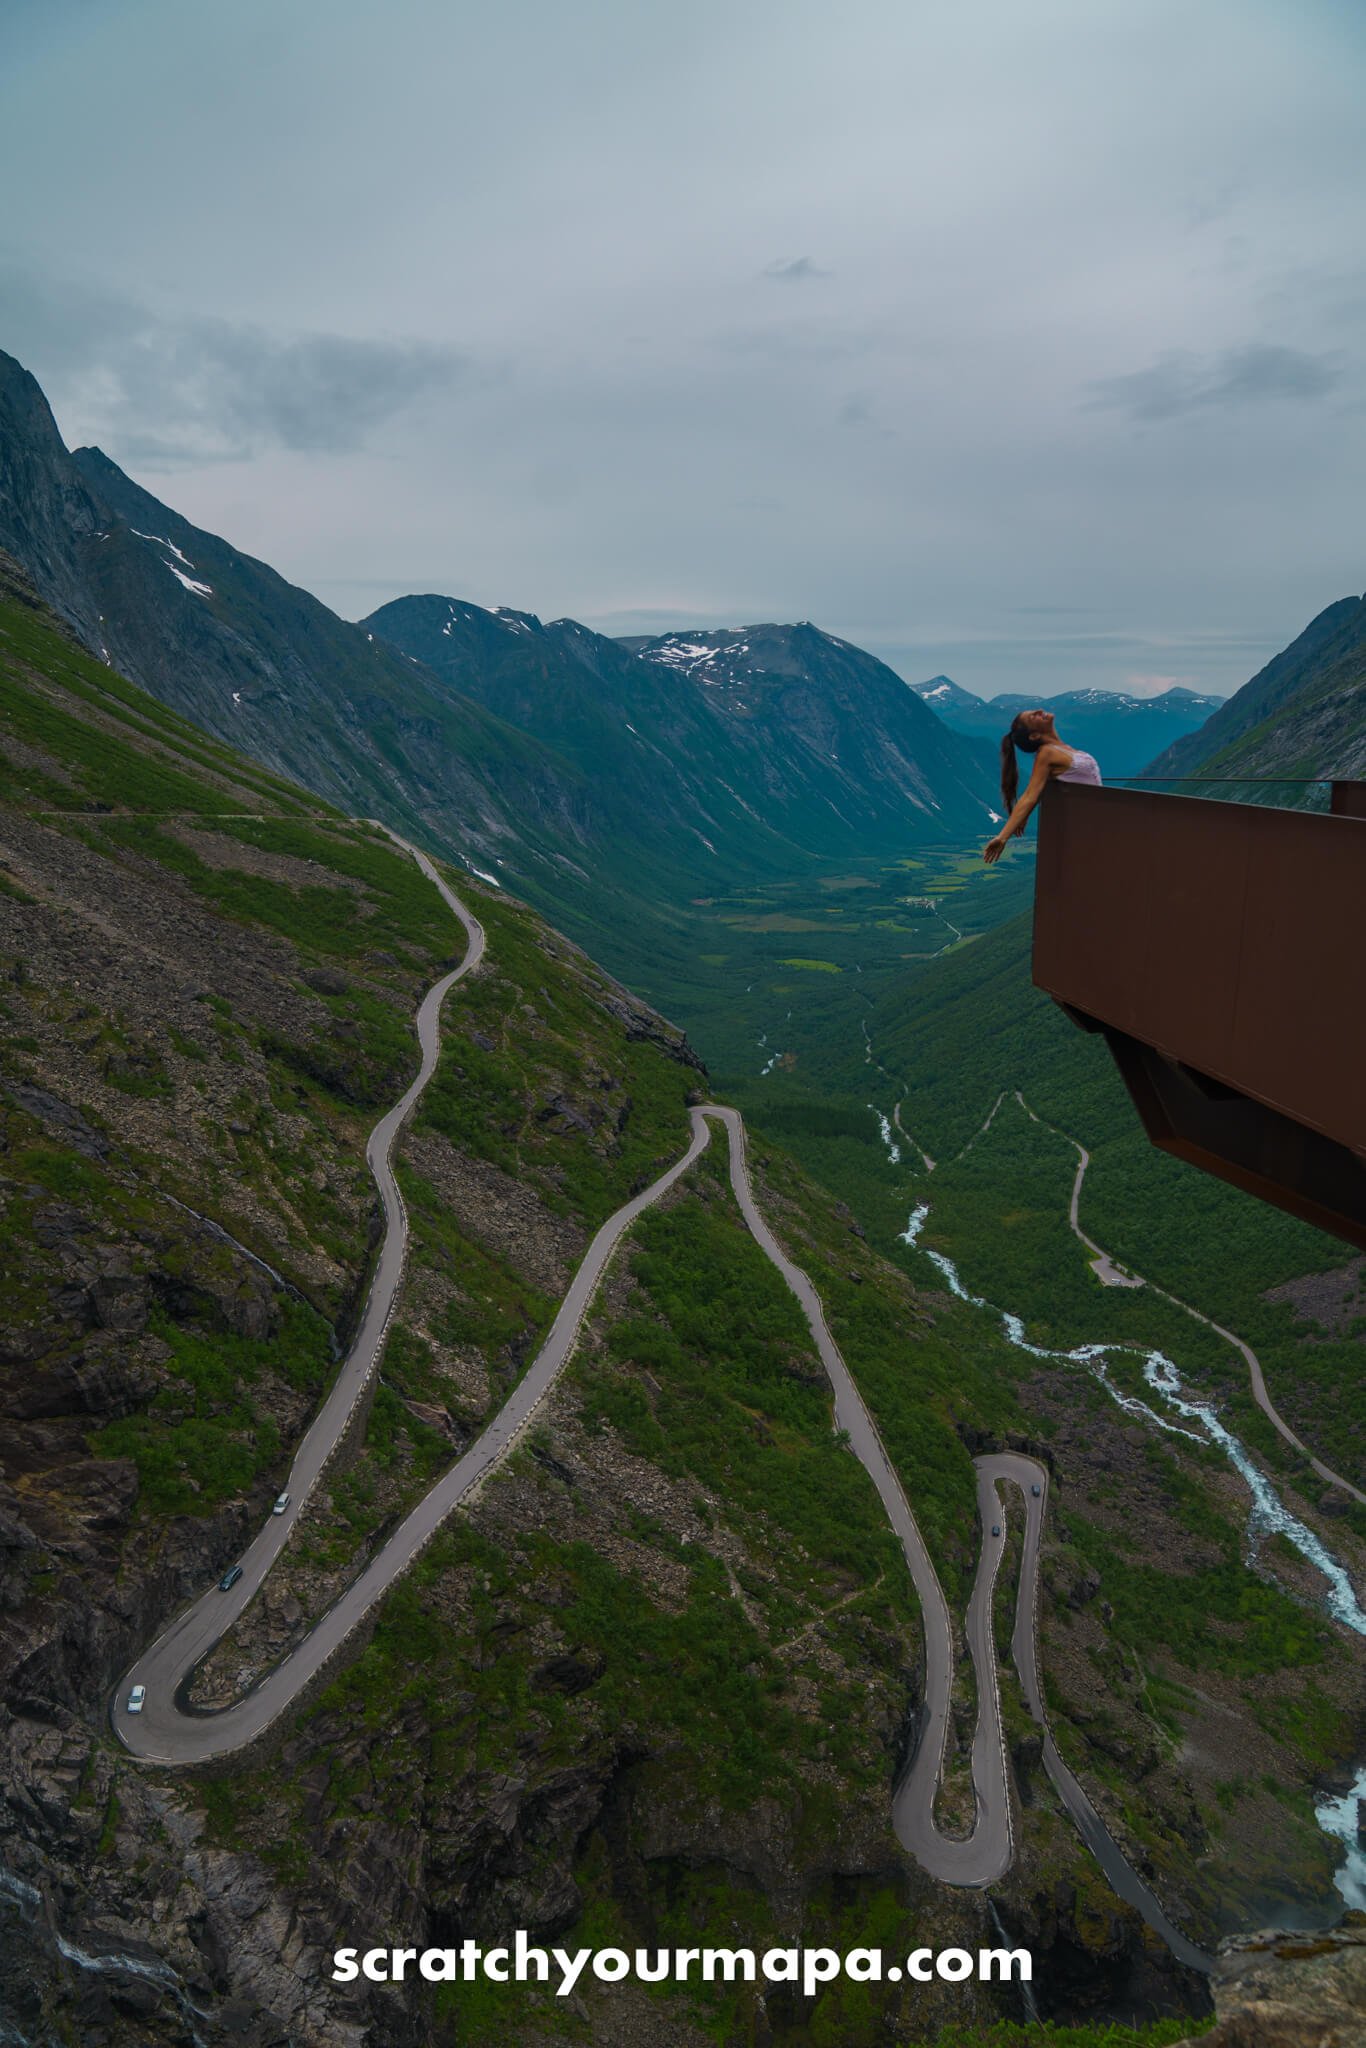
4,577,1138,2042
862,912,1364,1499
6,573,1342,2036
711,894,1363,1932
1145,592,1366,782
0,570,712,1541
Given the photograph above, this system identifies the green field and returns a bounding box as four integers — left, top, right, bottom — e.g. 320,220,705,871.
636,837,1036,1091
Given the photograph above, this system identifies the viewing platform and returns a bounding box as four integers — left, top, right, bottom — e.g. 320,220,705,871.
1032,779,1366,1252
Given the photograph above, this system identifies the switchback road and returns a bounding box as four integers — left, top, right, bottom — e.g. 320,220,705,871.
112,842,1210,1969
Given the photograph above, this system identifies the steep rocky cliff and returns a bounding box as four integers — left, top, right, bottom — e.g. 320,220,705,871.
1174,1915,1365,2048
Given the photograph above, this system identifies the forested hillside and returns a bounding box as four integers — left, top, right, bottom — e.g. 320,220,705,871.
1144,595,1366,784
860,912,1364,1507
729,905,1365,1959
366,599,999,857
1,557,1248,2045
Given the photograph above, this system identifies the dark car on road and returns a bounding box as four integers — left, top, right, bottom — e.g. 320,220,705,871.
219,1565,244,1591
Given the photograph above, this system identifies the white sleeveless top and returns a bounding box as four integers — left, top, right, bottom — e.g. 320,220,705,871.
1057,749,1102,785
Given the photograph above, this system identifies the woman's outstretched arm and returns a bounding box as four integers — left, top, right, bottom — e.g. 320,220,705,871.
984,745,1066,862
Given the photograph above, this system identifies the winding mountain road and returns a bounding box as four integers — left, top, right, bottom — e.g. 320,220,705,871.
1015,1092,1364,1507
111,843,1210,1970
111,836,484,1763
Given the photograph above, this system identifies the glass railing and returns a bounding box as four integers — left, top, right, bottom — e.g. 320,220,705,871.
1109,777,1347,815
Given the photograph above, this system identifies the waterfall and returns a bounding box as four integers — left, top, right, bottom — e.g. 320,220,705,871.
0,1870,39,1912
868,1104,901,1164
986,1896,1040,2024
1314,1763,1366,1912
1,1860,209,2048
52,1938,210,2048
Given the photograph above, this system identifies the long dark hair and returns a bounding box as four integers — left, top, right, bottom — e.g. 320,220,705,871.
1000,713,1043,811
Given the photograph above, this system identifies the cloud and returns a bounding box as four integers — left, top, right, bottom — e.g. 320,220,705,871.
4,1,1360,715
182,325,471,455
1087,343,1341,422
1,268,474,465
761,257,830,282
102,323,473,467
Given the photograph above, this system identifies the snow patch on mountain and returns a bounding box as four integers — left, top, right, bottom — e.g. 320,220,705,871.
166,562,213,599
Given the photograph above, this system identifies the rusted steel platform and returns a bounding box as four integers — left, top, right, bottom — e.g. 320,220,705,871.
1033,781,1366,1251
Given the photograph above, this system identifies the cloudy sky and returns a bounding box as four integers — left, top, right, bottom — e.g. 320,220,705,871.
2,0,1363,699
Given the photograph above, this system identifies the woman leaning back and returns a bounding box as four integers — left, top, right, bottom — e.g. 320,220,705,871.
983,707,1102,864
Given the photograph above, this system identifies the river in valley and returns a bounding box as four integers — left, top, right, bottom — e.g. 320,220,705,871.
898,1201,1366,1911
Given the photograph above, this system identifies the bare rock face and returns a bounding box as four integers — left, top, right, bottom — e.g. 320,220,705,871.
1172,1916,1366,2047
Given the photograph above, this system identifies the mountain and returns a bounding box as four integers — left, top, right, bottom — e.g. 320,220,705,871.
0,349,1002,1012
0,556,1210,2043
4,371,1360,2041
913,673,985,714
0,349,851,973
621,622,1003,827
0,350,610,909
365,601,1003,851
911,675,1226,778
1143,594,1366,784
